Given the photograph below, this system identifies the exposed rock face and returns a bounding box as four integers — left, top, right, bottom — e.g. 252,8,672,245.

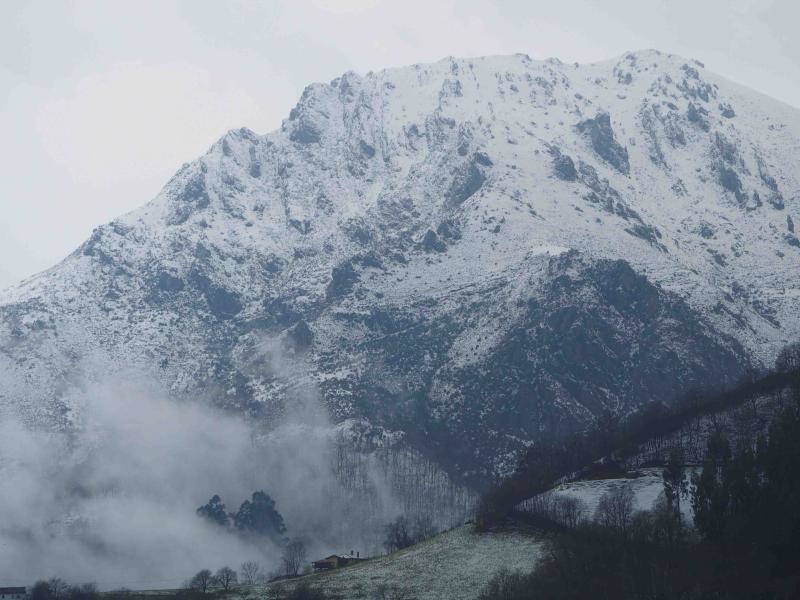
719,166,746,203
2,50,799,485
687,102,710,131
551,148,578,181
391,254,748,483
446,157,488,208
577,112,630,175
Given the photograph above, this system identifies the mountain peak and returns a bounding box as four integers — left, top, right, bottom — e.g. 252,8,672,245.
1,48,798,487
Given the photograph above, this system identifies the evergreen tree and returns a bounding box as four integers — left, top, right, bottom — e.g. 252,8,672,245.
233,491,286,541
690,404,800,574
196,494,229,527
761,402,800,575
662,447,687,516
691,430,731,542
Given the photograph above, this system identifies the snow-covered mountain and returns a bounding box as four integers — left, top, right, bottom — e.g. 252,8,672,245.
2,50,799,484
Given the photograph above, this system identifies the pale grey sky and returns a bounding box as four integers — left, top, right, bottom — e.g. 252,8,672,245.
1,0,798,288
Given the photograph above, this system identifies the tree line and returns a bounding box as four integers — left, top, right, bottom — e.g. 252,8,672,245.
29,580,101,600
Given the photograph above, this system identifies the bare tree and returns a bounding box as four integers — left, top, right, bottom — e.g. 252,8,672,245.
240,561,261,586
67,583,99,600
282,539,307,577
556,496,587,529
31,580,71,600
190,569,213,593
383,516,413,553
411,515,437,543
521,492,586,529
213,566,238,591
594,484,635,535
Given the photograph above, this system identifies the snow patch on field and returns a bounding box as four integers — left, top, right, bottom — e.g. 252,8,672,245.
553,469,692,517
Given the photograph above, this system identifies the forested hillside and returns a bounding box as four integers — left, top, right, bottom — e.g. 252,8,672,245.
476,343,800,599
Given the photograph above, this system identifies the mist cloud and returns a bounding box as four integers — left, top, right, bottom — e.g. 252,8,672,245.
0,375,275,588
0,344,472,588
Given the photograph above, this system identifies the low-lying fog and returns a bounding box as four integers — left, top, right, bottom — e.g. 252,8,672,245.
0,345,471,589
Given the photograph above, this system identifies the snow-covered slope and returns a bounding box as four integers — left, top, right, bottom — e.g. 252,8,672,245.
530,467,687,518
259,524,544,600
2,50,799,484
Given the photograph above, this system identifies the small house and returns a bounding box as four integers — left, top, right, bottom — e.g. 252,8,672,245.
312,551,367,572
0,588,26,600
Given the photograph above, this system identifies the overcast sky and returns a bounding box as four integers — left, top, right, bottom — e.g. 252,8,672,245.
1,0,798,289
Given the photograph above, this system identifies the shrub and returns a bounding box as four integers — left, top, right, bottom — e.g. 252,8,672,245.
286,583,327,600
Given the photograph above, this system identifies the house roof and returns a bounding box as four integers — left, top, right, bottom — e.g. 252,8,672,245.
313,554,368,565
313,555,339,562
0,589,26,594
